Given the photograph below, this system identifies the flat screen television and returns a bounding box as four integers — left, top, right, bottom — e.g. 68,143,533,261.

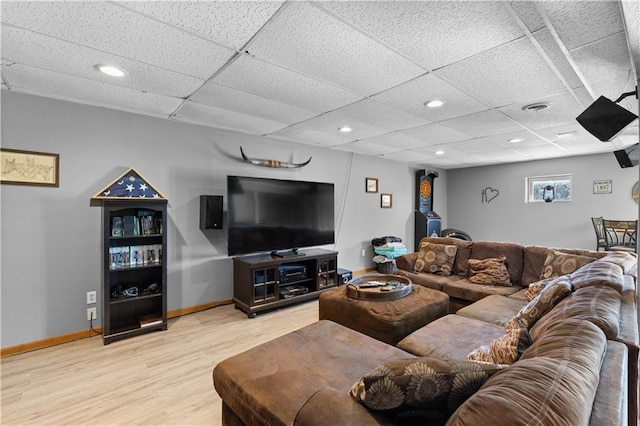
576,96,638,142
227,176,335,257
614,143,639,168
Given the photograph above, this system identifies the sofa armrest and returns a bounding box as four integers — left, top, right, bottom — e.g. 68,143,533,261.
396,252,418,272
294,388,384,426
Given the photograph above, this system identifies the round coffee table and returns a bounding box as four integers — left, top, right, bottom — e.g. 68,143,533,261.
319,275,449,345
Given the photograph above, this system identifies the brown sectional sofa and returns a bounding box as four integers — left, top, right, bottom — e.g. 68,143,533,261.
213,239,638,425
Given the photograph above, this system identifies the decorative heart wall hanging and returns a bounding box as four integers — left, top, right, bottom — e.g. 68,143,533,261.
482,187,499,203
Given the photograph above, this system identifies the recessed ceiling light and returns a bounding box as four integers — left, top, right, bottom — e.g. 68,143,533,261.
338,126,352,133
435,150,445,155
424,100,444,108
556,131,577,139
95,64,126,77
508,137,524,143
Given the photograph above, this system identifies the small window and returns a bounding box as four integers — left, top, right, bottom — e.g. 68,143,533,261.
526,174,572,203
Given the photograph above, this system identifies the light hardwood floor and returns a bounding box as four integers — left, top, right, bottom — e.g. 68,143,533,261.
1,300,319,425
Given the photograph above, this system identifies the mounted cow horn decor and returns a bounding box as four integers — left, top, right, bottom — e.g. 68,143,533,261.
240,146,311,168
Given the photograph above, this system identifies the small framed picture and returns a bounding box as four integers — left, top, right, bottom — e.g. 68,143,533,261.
381,193,392,208
593,179,612,194
1,148,59,187
366,177,378,193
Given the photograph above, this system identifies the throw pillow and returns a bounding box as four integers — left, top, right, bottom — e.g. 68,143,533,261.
468,256,511,286
505,276,572,330
414,243,458,276
349,357,504,421
539,250,596,280
465,320,532,365
524,277,556,301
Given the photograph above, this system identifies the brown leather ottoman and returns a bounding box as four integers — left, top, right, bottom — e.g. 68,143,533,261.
319,284,449,345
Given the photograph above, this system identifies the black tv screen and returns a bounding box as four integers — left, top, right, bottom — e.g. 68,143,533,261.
227,176,335,256
614,143,639,168
576,96,638,142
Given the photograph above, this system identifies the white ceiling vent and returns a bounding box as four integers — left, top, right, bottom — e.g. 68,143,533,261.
522,102,552,112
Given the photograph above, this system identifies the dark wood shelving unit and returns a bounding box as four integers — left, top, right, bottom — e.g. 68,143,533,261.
102,200,167,344
232,248,338,318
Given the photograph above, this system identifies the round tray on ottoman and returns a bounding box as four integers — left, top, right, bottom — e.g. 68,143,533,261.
346,274,412,300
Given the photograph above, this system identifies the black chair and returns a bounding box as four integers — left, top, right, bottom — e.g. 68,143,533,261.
602,219,637,252
591,217,608,251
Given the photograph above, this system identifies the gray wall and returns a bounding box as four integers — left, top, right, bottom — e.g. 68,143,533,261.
447,154,639,248
1,91,436,348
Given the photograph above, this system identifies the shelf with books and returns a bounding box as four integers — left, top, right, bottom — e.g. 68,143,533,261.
102,200,167,345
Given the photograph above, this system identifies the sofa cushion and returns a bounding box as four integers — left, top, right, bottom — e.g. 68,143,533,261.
530,285,622,341
465,320,531,365
414,242,457,276
349,357,504,422
521,246,604,286
469,241,524,284
443,279,522,303
396,270,466,292
468,256,511,286
397,314,505,361
570,260,625,293
599,251,637,274
416,237,475,276
450,344,604,425
539,250,596,280
213,320,414,426
506,276,572,330
456,295,524,327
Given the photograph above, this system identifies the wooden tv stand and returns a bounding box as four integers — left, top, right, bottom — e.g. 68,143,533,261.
232,248,338,318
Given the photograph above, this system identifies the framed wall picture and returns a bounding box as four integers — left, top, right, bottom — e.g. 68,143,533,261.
366,177,378,193
0,148,59,187
381,193,392,208
592,179,612,194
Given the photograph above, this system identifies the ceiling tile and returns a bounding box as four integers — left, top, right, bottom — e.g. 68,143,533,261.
245,2,426,95
480,129,551,148
118,1,283,50
282,110,390,142
353,132,427,151
509,2,546,33
1,26,204,98
1,1,234,79
533,28,583,90
540,1,624,50
498,91,583,130
331,139,397,156
173,101,287,135
266,127,350,147
400,123,473,145
320,1,524,71
438,138,503,154
190,82,319,125
439,110,523,138
379,150,435,163
571,32,636,110
330,98,430,131
372,73,489,121
510,143,568,159
434,37,567,107
213,55,363,112
3,63,181,116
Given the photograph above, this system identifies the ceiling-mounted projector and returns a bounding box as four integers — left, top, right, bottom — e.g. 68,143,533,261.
576,88,638,142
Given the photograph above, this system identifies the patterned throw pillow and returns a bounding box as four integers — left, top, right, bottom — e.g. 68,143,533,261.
468,256,511,286
524,277,556,301
465,320,532,365
414,243,458,276
350,357,504,422
539,250,596,280
505,277,572,330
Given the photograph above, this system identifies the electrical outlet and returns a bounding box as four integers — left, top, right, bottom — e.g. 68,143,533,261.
87,291,96,304
361,249,366,257
87,307,97,321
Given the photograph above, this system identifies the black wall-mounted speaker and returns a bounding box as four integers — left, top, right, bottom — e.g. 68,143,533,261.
614,143,639,168
576,96,638,142
199,195,223,230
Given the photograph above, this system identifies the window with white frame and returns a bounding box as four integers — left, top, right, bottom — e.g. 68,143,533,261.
526,174,572,203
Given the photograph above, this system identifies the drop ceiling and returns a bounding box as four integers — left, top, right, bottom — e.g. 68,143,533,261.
1,1,639,169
